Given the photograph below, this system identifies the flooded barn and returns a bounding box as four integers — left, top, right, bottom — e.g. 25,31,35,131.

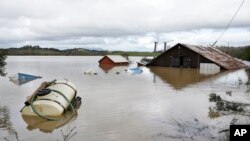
99,55,129,65
147,43,246,70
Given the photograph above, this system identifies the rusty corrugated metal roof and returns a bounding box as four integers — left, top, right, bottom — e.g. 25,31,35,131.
179,43,246,70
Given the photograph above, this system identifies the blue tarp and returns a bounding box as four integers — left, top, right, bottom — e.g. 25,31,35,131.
129,67,143,74
10,73,42,85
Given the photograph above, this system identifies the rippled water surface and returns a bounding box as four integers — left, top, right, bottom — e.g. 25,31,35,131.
0,56,249,141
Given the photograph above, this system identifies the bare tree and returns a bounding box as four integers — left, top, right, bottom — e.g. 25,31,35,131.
0,49,7,76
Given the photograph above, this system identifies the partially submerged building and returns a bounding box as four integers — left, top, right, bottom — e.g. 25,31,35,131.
147,43,246,70
99,55,129,65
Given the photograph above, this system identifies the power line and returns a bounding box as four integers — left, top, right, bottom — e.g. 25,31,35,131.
211,0,245,47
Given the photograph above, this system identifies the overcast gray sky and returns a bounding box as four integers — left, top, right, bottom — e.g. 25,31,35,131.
0,0,249,51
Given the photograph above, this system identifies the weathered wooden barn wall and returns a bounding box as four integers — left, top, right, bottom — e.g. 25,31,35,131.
148,44,215,68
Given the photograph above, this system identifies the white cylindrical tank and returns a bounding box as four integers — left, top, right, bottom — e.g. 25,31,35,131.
21,80,77,117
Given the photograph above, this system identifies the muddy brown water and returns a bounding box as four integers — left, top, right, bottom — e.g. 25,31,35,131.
0,56,249,141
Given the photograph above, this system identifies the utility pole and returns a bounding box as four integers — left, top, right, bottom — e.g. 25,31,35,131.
163,40,174,51
154,42,158,52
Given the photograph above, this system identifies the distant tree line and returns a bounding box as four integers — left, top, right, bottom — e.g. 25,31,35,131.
3,45,108,56
217,45,250,61
1,45,158,56
0,45,249,61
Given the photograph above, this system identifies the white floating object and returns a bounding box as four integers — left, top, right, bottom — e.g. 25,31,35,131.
21,80,77,117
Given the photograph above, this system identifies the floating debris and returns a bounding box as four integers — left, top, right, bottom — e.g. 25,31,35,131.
84,69,98,75
136,61,148,66
58,126,77,141
226,91,232,96
21,80,80,118
152,118,216,141
9,73,42,86
208,93,250,118
128,67,143,75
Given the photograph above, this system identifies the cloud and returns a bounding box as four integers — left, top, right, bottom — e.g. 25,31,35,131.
0,0,249,50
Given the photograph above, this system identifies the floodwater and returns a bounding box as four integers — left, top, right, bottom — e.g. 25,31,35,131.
0,56,249,141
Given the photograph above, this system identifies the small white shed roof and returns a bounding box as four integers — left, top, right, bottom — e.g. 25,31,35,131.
106,55,128,63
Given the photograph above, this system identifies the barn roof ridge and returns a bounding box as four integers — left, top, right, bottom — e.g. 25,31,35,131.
101,55,128,63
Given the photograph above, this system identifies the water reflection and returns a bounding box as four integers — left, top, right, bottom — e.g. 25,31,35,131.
0,106,19,141
22,111,78,133
149,67,221,89
99,64,115,73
